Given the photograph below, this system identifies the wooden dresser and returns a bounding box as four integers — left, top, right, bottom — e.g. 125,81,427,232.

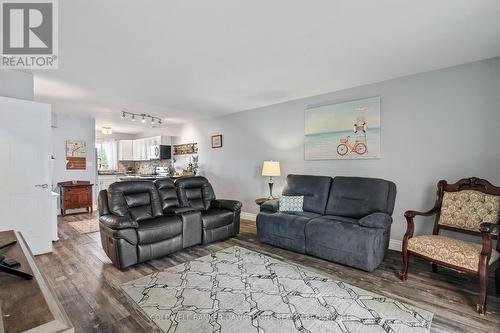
0,230,73,333
58,181,93,216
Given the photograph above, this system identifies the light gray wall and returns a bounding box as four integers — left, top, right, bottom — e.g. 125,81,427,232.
52,113,97,208
0,70,34,100
173,57,500,243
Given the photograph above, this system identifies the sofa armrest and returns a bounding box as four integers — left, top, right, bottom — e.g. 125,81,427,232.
211,199,242,212
260,199,279,212
99,214,138,230
164,206,197,215
359,213,393,229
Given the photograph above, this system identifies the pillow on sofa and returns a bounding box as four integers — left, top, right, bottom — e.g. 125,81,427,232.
279,196,304,212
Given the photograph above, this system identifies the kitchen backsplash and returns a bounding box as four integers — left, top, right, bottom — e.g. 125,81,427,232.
118,160,172,175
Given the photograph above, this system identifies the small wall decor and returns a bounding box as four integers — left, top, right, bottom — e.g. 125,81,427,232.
211,134,222,148
66,140,87,169
173,143,198,155
305,97,381,160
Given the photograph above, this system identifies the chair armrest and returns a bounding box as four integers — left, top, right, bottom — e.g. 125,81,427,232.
359,213,393,229
260,199,279,212
404,207,440,219
164,206,197,215
479,222,499,260
402,206,440,241
99,214,138,230
211,199,242,212
479,222,500,234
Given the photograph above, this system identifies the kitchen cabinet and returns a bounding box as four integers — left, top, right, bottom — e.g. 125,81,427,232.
118,140,133,161
133,138,148,161
98,174,117,193
118,136,171,161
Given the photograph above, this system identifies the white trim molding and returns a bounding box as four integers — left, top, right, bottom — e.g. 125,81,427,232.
388,239,402,252
241,211,257,221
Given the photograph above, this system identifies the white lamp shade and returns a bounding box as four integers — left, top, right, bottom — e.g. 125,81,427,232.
262,161,280,177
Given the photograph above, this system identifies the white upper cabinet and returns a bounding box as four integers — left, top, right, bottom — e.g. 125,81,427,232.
118,140,134,161
119,136,171,161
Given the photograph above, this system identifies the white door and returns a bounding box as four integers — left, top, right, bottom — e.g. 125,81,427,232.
0,96,52,255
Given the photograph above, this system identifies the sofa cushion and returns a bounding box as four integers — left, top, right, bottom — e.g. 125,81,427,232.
201,208,233,229
256,211,314,253
136,216,182,244
154,178,181,213
176,176,216,211
319,215,359,224
282,175,332,214
305,217,390,272
325,176,396,218
107,181,163,222
287,211,321,219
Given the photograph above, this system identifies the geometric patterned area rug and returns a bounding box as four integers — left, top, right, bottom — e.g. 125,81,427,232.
68,217,100,234
122,246,433,333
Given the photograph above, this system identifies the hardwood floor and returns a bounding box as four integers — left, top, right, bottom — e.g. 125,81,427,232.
36,212,499,333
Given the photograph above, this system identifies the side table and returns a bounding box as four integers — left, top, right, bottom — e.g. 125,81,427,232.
255,198,268,206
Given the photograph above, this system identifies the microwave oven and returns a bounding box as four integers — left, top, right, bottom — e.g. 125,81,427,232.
148,145,171,160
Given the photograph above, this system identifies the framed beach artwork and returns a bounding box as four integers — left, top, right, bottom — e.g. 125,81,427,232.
305,97,381,160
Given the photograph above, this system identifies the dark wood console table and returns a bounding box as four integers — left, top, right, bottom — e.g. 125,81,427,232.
0,230,73,333
58,181,93,216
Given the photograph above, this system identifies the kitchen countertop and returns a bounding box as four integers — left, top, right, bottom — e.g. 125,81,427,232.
118,175,169,181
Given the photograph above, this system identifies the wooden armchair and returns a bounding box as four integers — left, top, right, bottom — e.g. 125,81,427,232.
400,177,500,315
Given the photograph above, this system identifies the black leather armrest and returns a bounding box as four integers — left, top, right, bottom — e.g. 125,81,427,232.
260,199,279,212
359,213,392,229
99,214,138,230
211,199,242,212
164,206,197,215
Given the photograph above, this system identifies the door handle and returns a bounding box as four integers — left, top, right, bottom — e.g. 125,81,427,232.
35,184,49,188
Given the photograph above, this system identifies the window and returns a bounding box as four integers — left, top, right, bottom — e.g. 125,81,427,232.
96,141,118,171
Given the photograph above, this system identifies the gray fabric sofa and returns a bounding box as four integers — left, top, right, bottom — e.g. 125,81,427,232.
256,175,396,272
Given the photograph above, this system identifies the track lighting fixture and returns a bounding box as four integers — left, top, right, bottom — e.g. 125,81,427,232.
120,111,163,127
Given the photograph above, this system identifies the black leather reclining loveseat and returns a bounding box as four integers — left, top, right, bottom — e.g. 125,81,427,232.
257,175,396,272
98,176,242,269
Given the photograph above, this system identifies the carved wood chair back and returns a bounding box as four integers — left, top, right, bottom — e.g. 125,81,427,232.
431,178,500,250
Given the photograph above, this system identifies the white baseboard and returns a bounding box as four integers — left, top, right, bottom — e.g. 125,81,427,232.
389,239,402,252
241,211,257,221
241,211,402,252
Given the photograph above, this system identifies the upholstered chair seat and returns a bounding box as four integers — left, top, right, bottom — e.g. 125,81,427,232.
400,178,500,315
407,235,500,272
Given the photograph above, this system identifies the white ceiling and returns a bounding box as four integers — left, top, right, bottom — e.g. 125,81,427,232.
33,0,500,134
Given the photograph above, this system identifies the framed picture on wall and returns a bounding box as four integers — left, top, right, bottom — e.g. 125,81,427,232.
211,134,222,148
305,97,381,160
66,140,87,169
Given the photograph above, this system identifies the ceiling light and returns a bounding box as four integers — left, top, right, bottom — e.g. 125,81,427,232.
131,114,135,121
101,127,113,135
141,115,146,123
121,111,126,119
151,117,155,124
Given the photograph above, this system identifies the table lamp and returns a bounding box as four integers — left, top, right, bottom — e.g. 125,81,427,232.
262,160,280,199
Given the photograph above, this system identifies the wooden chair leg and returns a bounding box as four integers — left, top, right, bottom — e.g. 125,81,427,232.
399,248,409,281
476,262,488,315
432,263,438,273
